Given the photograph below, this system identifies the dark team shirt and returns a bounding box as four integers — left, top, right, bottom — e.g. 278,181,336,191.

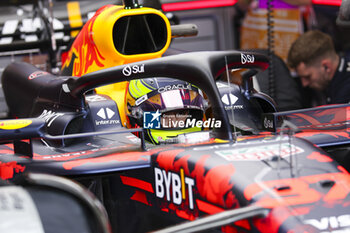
326,56,350,104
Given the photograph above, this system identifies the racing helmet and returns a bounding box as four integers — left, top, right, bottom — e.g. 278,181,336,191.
125,77,207,144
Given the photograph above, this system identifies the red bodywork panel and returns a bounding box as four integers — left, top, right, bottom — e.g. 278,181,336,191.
162,0,341,12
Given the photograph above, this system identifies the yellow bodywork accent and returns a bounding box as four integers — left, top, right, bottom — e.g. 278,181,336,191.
214,138,230,143
67,1,83,37
180,168,186,200
65,5,171,126
150,127,201,144
92,6,170,126
0,119,32,130
92,6,171,65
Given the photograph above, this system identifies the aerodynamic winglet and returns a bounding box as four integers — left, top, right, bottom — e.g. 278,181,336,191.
0,118,45,142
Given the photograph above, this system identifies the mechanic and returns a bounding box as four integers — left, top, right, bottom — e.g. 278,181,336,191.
234,0,312,110
237,0,312,62
287,30,350,105
125,77,208,144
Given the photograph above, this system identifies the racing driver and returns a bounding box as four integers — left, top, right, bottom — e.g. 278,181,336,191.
125,77,208,144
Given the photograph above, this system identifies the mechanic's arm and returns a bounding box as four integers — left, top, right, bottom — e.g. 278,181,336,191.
282,0,311,6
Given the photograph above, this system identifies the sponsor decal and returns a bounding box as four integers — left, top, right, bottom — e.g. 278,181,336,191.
95,108,119,125
221,93,243,110
154,167,195,209
143,110,161,129
122,64,145,76
241,53,255,65
221,93,238,105
135,95,148,106
304,215,350,232
158,83,192,93
0,119,32,130
38,110,64,127
263,116,274,130
245,172,350,208
224,105,244,110
42,151,88,160
28,71,49,80
85,95,107,102
216,143,304,161
297,121,350,130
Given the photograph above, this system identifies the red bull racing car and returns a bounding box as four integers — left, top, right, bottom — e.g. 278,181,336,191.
1,1,350,233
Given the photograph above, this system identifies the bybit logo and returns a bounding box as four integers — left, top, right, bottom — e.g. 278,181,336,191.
154,167,195,209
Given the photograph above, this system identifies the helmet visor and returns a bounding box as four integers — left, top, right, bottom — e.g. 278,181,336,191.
137,89,205,113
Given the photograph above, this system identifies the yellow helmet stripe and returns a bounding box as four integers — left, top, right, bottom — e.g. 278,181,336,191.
136,80,153,95
150,127,201,144
129,80,154,99
128,80,153,99
140,79,156,90
133,80,144,97
128,80,140,98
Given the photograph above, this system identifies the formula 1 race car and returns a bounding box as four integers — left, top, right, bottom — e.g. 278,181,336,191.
1,1,350,233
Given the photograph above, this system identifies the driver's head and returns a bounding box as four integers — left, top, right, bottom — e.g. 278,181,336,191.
125,78,207,144
287,30,339,91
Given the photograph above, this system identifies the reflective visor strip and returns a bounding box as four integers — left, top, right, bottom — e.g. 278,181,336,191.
137,90,202,112
0,186,45,233
162,90,184,109
198,88,204,98
134,85,200,106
